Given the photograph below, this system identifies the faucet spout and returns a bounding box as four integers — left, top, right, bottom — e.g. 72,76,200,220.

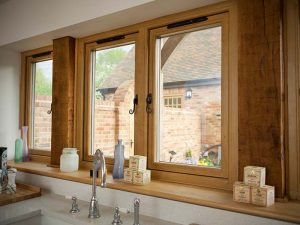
89,149,106,218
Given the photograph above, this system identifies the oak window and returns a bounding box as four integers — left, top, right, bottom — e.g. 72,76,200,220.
149,12,232,181
21,48,53,155
83,33,138,164
77,10,237,189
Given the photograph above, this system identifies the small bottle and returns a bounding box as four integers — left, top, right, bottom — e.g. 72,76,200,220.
22,126,29,162
112,139,124,179
15,130,23,163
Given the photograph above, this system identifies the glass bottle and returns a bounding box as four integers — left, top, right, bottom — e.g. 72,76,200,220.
22,126,29,162
14,130,23,162
113,139,125,179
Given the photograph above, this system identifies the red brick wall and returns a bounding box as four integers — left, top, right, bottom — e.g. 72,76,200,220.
164,84,221,146
33,84,221,161
161,107,201,163
93,100,134,158
94,80,134,158
34,96,52,149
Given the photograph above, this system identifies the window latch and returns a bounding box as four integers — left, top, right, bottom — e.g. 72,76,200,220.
129,95,138,114
47,103,52,115
146,94,152,113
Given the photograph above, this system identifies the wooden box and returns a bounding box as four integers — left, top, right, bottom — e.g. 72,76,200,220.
244,166,266,187
233,182,251,203
251,185,275,207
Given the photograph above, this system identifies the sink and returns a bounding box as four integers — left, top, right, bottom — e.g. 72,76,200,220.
0,193,179,225
8,214,73,225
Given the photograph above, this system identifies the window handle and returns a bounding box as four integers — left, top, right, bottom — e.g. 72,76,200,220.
146,94,152,113
129,95,138,114
47,103,52,115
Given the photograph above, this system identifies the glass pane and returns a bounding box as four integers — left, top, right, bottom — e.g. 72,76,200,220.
32,60,53,150
156,26,222,168
92,44,135,158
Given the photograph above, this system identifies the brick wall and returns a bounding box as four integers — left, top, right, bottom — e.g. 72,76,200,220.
93,100,134,158
164,84,221,146
33,84,221,162
34,96,52,149
94,80,134,158
161,107,201,163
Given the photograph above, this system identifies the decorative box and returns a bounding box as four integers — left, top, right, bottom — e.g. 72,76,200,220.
129,155,147,171
251,185,275,207
244,166,266,187
124,168,134,183
233,182,251,203
133,170,151,185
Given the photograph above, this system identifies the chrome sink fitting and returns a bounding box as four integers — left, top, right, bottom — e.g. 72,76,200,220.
88,149,106,218
133,198,140,225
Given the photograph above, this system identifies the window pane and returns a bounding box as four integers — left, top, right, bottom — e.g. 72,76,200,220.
91,44,135,158
156,26,221,168
32,60,53,150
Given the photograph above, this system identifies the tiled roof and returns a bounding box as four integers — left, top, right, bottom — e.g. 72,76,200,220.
101,26,221,89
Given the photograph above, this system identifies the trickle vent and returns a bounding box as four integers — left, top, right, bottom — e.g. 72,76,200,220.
96,35,125,44
32,51,52,58
167,16,208,29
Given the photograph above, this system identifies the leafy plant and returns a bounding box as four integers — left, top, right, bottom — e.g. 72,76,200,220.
185,149,192,158
95,48,127,89
35,68,52,96
198,156,215,167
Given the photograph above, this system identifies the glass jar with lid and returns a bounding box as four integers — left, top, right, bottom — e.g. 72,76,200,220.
60,148,79,172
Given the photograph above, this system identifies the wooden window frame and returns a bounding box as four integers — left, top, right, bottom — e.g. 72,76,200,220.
148,12,237,189
285,0,300,200
20,46,53,158
164,95,182,108
80,31,146,167
76,2,237,189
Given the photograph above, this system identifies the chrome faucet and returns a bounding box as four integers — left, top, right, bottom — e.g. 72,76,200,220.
88,149,106,218
133,198,140,225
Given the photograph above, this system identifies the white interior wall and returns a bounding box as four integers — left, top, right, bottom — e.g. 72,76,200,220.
0,0,153,47
0,47,20,160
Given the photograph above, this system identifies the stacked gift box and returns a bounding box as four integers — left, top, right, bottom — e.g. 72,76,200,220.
233,166,275,207
124,155,151,185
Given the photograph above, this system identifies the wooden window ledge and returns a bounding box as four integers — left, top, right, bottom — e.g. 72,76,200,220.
8,160,300,224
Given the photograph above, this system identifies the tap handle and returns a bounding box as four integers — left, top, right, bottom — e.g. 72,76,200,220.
112,207,122,225
70,196,80,213
133,198,140,225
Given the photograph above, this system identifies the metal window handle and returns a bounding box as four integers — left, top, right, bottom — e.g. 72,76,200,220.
146,94,152,113
47,103,52,115
129,95,138,114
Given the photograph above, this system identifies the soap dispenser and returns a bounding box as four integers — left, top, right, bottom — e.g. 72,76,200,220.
112,139,124,179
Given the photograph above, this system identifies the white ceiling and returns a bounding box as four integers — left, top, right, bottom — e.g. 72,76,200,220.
2,0,224,52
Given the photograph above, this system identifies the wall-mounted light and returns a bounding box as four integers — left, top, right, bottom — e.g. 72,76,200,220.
185,88,192,99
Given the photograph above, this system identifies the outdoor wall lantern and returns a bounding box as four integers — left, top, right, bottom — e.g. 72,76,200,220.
185,88,192,99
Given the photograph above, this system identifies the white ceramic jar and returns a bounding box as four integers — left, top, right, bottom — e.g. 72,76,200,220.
60,148,79,172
